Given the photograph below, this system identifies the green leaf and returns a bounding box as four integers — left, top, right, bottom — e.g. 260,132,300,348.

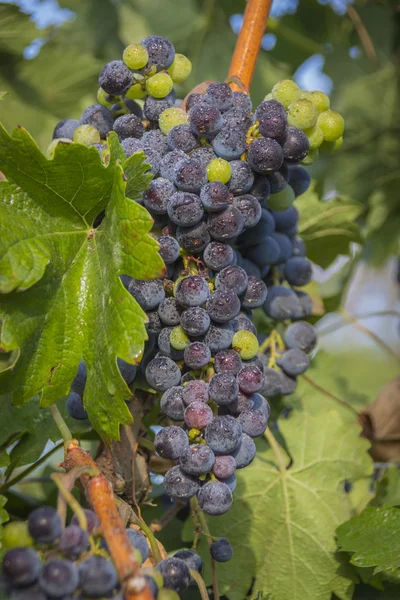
123,152,153,201
0,4,41,55
198,409,372,600
337,507,400,573
0,92,7,101
370,468,400,508
296,182,363,268
0,494,9,550
0,125,164,441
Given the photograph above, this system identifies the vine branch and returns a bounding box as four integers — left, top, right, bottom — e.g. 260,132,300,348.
228,0,273,91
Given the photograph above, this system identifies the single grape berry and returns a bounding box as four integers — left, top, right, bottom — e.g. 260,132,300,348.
284,256,312,286
189,104,223,137
200,181,231,213
66,391,88,420
59,525,89,559
113,113,144,140
126,528,149,563
182,380,209,405
247,137,284,174
205,82,233,111
204,322,234,352
167,192,204,226
167,124,198,153
277,348,310,376
208,206,244,241
174,550,203,573
175,275,210,307
180,307,210,337
203,241,235,270
215,265,248,295
173,157,208,194
212,455,237,479
204,415,242,454
214,349,242,376
184,342,211,369
284,321,317,353
237,408,269,437
197,481,233,515
176,218,211,253
179,444,215,475
232,194,262,228
158,235,180,265
71,509,99,534
228,160,254,195
53,118,79,140
39,559,79,598
141,35,175,70
28,507,62,545
156,558,191,593
129,279,165,311
281,127,310,163
206,289,241,323
145,356,181,391
237,365,264,394
209,373,239,405
154,426,189,460
184,401,214,429
210,537,233,562
2,548,40,587
232,433,256,468
98,60,133,95
160,386,185,420
242,276,268,309
79,556,118,599
163,466,201,500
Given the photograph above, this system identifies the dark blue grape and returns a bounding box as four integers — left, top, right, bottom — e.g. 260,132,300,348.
156,557,191,592
277,348,309,376
214,349,242,375
258,109,287,139
213,128,247,160
209,373,239,405
129,279,165,311
126,528,149,562
28,507,62,545
142,129,168,157
232,433,256,468
249,175,271,202
231,312,256,335
180,307,210,336
176,219,211,253
71,361,86,396
204,322,234,352
71,509,99,534
205,82,233,112
79,555,117,598
158,298,181,326
206,289,241,323
175,275,210,307
284,321,317,353
2,548,40,587
53,118,78,140
242,276,267,309
232,194,262,228
210,538,233,562
271,232,293,263
208,206,244,241
222,107,251,133
215,265,248,295
59,525,89,559
167,124,198,153
182,380,209,405
66,392,88,420
117,358,137,385
141,35,175,70
233,91,252,113
288,165,311,196
113,113,144,140
267,164,289,194
155,426,189,460
167,192,204,226
121,137,143,157
186,93,207,111
248,137,284,174
228,160,254,195
190,146,216,169
296,290,313,318
39,559,79,598
263,285,300,320
292,237,306,257
204,415,242,454
263,367,283,397
246,237,281,266
203,242,235,270
173,157,208,194
282,127,310,163
184,342,211,369
160,386,185,420
271,206,298,232
212,455,236,480
99,60,133,95
145,356,181,391
237,365,264,394
284,256,312,286
237,408,268,437
189,104,223,137
197,481,233,515
174,550,202,573
280,371,298,395
164,466,200,500
255,99,287,121
158,235,180,265
179,444,215,474
200,181,231,213
143,91,176,122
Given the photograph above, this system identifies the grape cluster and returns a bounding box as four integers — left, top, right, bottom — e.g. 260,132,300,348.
52,34,344,572
0,506,204,599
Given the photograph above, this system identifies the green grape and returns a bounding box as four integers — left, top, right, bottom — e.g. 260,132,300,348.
271,79,299,109
125,83,146,100
73,124,100,146
97,87,113,108
158,590,180,600
301,148,319,165
159,108,189,135
287,98,318,130
304,125,324,150
146,72,174,99
2,522,33,549
46,138,72,158
206,158,232,184
317,109,345,142
267,185,295,211
301,90,330,113
123,43,149,69
320,136,343,153
168,54,192,83
170,326,190,350
232,330,259,360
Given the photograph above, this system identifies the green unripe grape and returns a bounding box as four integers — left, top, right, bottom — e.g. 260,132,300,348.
232,330,259,360
320,136,343,153
125,83,146,100
301,148,319,165
168,54,192,83
46,138,72,158
267,185,295,211
317,109,344,142
206,158,232,184
2,522,33,549
146,72,174,99
302,90,330,113
304,125,324,150
73,124,100,146
271,79,299,109
97,87,113,108
287,99,318,130
170,326,190,350
159,108,189,135
123,43,149,69
158,590,180,600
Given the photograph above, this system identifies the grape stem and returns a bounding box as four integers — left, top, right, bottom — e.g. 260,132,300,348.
190,496,220,600
52,468,97,529
264,427,288,472
227,0,273,91
190,568,211,600
62,439,155,600
49,404,72,447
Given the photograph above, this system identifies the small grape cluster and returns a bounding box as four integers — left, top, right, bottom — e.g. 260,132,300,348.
0,506,207,599
52,34,344,562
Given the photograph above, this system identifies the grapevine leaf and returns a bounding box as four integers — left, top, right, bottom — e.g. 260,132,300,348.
0,395,92,467
196,408,372,600
0,495,9,550
0,92,7,101
0,125,164,441
123,153,153,200
336,507,400,573
370,467,400,508
0,4,41,55
296,182,363,268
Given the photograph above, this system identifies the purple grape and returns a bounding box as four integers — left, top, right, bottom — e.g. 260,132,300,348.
184,342,211,369
80,104,113,138
282,127,310,163
228,160,254,195
267,164,289,194
145,356,181,391
258,110,287,139
158,298,181,326
39,559,79,598
210,537,233,562
212,128,247,160
284,256,312,286
242,276,267,309
180,307,210,336
175,275,210,307
179,444,215,474
209,373,239,405
2,548,40,587
237,408,269,437
156,557,191,592
113,113,144,140
98,60,132,95
212,455,236,480
222,108,251,133
284,321,317,353
288,165,311,196
248,137,284,174
237,365,264,394
214,349,242,375
263,367,283,398
200,181,231,213
71,508,99,534
208,206,244,241
189,104,223,137
203,242,235,271
126,528,149,563
232,433,256,468
205,82,233,111
263,285,300,320
53,118,78,140
184,401,213,429
204,322,234,352
158,235,180,265
167,192,204,226
232,194,262,228
129,279,165,311
215,265,248,295
173,157,208,194
160,386,185,420
164,466,200,500
143,178,175,215
142,129,168,156
182,380,209,405
141,35,175,70
233,91,252,113
206,289,241,323
176,219,211,253
154,426,189,459
167,124,198,153
204,415,242,454
28,507,62,545
78,555,117,598
59,525,89,559
197,481,233,515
